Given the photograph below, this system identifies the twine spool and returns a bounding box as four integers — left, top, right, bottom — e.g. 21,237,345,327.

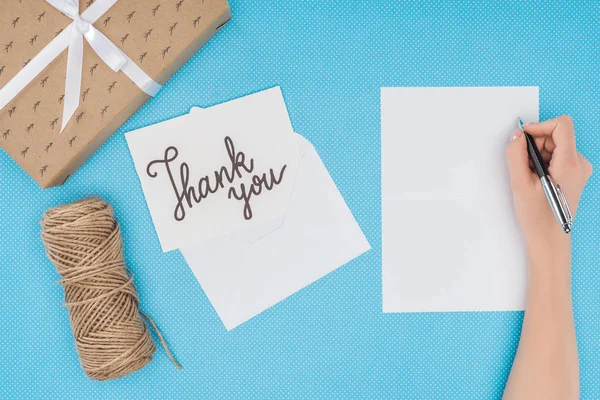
41,197,180,381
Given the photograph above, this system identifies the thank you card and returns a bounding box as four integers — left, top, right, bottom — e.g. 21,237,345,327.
126,88,300,252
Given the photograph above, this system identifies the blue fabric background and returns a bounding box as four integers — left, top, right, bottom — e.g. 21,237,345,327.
1,1,599,399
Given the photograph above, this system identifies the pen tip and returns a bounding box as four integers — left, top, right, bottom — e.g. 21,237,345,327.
517,118,524,131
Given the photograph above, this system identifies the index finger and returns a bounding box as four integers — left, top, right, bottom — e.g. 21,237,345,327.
523,115,577,160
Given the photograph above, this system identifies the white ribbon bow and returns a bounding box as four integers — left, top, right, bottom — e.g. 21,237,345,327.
0,0,161,132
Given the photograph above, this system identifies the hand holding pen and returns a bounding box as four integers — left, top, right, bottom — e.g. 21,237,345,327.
505,116,592,261
519,118,573,234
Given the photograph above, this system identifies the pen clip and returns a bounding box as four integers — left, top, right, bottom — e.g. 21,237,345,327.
556,184,573,224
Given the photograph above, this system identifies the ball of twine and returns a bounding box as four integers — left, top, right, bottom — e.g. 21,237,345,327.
41,197,181,381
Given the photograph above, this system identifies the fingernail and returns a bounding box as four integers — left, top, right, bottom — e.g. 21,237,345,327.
510,128,521,140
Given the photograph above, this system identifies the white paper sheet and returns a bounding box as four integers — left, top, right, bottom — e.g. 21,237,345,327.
125,87,300,252
381,86,538,313
182,134,371,330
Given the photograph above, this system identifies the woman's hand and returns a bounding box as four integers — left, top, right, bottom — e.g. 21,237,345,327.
503,115,590,400
505,115,592,265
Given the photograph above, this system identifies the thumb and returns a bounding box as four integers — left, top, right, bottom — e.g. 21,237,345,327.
506,129,535,193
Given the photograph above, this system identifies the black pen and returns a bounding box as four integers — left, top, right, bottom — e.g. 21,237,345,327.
518,118,573,234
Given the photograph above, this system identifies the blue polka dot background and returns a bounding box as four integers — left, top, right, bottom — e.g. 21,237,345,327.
0,1,598,399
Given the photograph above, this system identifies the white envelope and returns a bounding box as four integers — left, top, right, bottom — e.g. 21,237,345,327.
181,133,371,330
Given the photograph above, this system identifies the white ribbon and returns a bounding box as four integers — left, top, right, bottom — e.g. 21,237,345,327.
0,0,161,132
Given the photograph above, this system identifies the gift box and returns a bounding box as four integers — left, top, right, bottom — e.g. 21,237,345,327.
0,0,231,188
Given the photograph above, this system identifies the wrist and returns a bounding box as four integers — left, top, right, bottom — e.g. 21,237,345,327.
525,225,571,262
527,251,573,307
527,237,572,284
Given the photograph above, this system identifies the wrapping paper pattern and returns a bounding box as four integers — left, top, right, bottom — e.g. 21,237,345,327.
0,0,230,188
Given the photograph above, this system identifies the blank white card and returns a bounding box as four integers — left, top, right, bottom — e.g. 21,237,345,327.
381,87,538,312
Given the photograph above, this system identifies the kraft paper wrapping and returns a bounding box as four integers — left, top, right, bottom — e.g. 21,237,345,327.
0,0,231,188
